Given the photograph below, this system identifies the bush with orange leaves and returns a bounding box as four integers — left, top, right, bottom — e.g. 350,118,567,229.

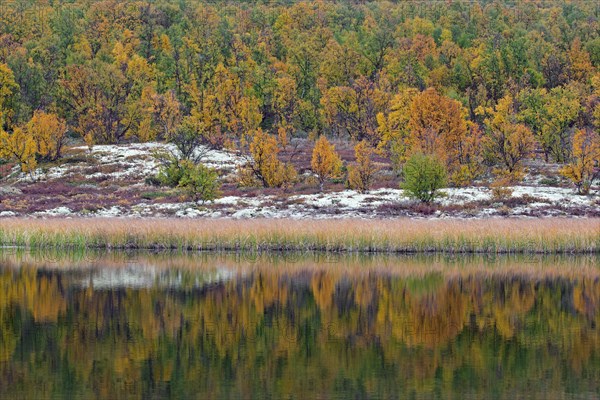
381,87,483,186
0,127,37,173
26,111,68,161
560,128,600,194
347,140,379,193
240,129,297,189
311,136,342,191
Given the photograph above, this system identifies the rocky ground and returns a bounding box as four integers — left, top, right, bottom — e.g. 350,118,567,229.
0,141,598,219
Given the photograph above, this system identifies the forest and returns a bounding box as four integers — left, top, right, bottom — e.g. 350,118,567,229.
0,0,598,203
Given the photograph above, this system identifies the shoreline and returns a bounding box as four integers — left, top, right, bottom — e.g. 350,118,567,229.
1,217,598,254
2,142,599,220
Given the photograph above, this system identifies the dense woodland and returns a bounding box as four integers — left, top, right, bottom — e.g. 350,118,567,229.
0,0,599,198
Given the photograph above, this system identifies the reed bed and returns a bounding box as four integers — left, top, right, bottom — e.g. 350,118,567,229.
0,217,598,254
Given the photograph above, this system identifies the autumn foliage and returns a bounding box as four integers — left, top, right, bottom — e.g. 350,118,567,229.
347,141,379,193
311,136,342,191
244,129,297,189
0,0,597,194
483,95,536,181
26,111,67,161
0,127,37,173
560,129,600,194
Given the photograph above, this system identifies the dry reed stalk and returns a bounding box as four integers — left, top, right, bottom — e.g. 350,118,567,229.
0,217,598,254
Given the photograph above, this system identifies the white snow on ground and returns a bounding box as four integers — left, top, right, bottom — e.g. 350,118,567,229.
215,196,264,207
17,142,243,182
511,186,592,205
5,184,598,219
291,188,403,209
3,142,598,219
36,206,73,216
441,187,491,205
111,185,597,219
4,183,598,220
95,206,123,217
175,207,204,218
79,142,243,170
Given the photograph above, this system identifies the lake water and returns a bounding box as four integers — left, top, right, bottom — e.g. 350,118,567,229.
0,250,599,399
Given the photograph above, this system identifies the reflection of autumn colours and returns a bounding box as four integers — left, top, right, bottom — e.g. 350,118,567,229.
0,262,600,398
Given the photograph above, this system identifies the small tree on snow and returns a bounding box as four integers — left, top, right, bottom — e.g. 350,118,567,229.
311,135,342,191
401,153,447,203
178,161,221,203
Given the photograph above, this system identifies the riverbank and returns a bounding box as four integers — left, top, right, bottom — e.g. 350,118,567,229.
0,218,598,254
1,142,599,219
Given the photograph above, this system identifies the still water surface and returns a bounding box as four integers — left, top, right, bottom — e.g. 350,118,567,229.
0,250,599,399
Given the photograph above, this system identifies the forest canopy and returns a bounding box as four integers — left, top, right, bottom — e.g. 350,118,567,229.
0,0,598,191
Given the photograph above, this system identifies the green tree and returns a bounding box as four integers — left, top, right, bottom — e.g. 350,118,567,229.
401,153,447,203
178,161,221,203
517,86,581,163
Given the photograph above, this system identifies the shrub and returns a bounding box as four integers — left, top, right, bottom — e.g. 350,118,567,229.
155,152,186,187
178,161,221,203
401,153,447,203
144,175,163,187
346,140,379,193
491,186,514,202
539,176,560,186
311,135,342,191
26,111,68,161
153,149,221,204
168,116,213,162
140,191,169,200
280,163,298,190
490,176,514,202
242,129,298,188
559,128,599,195
449,162,483,187
0,127,37,173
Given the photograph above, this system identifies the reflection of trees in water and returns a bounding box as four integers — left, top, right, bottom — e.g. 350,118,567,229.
0,267,599,398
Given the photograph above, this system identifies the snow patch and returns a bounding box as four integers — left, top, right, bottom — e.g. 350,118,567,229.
95,206,123,217
19,142,243,183
512,185,593,205
292,188,403,209
441,187,490,205
37,206,73,216
118,184,598,219
175,207,204,218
